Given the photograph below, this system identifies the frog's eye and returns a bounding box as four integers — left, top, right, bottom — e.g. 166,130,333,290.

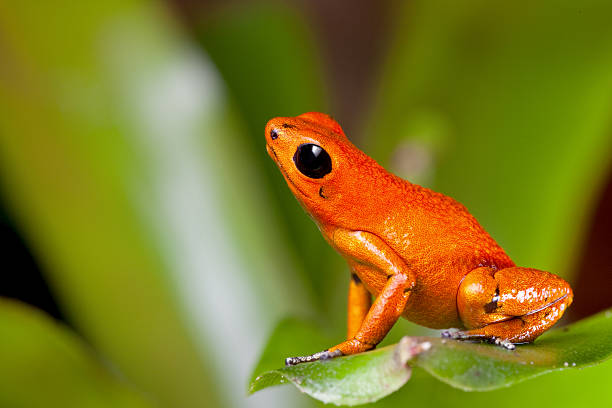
293,143,332,179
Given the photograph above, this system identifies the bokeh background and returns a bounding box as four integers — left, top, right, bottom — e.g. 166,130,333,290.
1,0,612,407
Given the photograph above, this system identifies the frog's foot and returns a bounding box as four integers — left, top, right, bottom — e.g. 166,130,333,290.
455,266,573,345
285,349,343,366
441,330,516,350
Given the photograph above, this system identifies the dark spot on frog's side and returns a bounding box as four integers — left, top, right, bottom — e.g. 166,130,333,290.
282,123,296,129
484,287,500,313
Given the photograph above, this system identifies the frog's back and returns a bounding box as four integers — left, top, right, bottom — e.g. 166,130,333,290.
370,174,514,328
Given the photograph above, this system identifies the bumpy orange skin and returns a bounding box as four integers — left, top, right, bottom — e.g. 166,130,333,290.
266,112,573,363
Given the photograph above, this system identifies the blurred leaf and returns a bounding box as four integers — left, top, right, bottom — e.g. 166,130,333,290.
0,2,225,406
251,308,612,405
0,298,152,408
195,2,345,311
196,2,328,125
364,0,612,278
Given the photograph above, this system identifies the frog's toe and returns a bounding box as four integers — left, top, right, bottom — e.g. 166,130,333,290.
319,349,343,360
285,356,300,366
285,349,342,366
492,337,516,350
441,329,468,340
440,329,454,339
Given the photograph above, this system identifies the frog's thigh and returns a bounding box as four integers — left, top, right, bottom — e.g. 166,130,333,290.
347,273,372,339
457,266,573,342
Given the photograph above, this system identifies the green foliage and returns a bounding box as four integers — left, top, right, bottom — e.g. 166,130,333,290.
365,0,612,278
0,299,152,408
0,2,226,406
250,309,612,405
194,2,343,310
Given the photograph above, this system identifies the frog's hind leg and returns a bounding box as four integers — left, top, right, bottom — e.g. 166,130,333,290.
347,271,372,339
448,266,573,345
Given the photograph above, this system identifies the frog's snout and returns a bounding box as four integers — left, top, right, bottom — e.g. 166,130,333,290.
266,117,296,144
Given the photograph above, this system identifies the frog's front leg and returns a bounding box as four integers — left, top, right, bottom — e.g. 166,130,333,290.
285,230,415,366
446,266,573,346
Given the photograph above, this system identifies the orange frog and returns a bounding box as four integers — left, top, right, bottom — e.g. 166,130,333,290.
265,112,573,365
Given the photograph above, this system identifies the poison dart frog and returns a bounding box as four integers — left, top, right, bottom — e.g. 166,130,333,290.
265,112,573,365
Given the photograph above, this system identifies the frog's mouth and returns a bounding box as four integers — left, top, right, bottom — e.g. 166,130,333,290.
267,144,311,199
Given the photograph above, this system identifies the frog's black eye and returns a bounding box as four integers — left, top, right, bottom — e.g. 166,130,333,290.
293,143,332,179
270,129,279,140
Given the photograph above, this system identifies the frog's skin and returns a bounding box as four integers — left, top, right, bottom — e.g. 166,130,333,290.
265,112,573,365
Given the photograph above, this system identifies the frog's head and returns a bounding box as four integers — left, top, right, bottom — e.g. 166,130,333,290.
265,112,379,227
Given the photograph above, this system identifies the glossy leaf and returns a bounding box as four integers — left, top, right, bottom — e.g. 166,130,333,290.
0,298,152,408
250,308,612,405
416,308,612,390
251,347,415,406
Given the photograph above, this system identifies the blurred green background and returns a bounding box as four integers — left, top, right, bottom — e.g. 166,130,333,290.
0,0,611,407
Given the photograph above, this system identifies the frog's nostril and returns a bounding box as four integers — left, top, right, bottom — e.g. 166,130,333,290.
270,129,279,140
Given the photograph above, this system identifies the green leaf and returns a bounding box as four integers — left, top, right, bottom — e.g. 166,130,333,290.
251,347,414,406
250,308,612,405
250,339,424,406
0,298,152,408
416,309,612,390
